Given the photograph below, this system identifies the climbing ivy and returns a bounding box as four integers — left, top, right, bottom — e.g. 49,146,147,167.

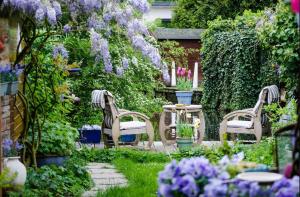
201,15,278,111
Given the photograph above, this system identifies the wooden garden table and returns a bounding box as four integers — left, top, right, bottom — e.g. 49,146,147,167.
159,104,205,145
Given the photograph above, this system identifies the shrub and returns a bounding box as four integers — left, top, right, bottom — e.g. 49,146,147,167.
171,0,278,28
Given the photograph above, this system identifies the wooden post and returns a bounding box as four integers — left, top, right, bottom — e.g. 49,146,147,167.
0,96,2,197
193,62,199,89
171,61,176,87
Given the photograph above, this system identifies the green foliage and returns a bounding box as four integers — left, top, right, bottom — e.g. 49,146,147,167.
264,99,298,132
176,123,194,138
201,12,278,111
37,120,79,156
258,2,300,91
172,138,274,166
98,159,165,197
0,168,16,189
171,0,277,28
74,147,170,163
159,41,198,68
177,77,192,91
64,36,167,127
9,158,92,197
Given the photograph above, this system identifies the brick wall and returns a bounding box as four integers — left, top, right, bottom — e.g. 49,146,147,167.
1,96,11,139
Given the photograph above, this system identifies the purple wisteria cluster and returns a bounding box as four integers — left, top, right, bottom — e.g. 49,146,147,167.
1,0,164,76
53,44,69,59
1,0,62,26
158,154,300,197
2,138,23,157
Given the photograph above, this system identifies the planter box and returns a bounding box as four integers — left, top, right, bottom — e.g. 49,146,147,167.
78,129,101,144
176,138,193,151
0,81,18,96
175,91,193,105
37,155,69,167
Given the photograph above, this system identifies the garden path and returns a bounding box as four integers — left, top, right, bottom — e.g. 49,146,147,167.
82,163,128,197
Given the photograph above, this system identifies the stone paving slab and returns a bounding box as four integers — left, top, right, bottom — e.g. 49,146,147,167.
82,163,128,197
91,173,125,179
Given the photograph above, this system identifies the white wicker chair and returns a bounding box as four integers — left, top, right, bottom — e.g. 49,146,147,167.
219,86,275,143
92,90,154,148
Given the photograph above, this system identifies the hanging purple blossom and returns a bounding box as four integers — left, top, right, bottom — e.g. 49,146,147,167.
63,24,72,33
128,0,149,13
116,67,124,76
35,7,45,22
46,6,57,25
52,1,62,18
122,57,129,69
53,44,69,59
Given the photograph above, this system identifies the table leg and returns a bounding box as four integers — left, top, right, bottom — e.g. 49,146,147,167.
197,110,205,144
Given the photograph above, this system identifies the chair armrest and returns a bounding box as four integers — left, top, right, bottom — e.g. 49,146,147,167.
119,109,130,113
223,110,256,120
117,111,150,120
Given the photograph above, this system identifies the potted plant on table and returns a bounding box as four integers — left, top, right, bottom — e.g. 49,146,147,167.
176,67,193,104
2,139,27,188
0,65,22,96
176,123,194,151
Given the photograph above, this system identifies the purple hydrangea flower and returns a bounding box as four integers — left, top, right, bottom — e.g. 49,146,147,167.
204,179,228,197
173,174,199,197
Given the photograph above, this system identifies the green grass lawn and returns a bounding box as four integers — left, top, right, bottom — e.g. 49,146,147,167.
97,159,166,197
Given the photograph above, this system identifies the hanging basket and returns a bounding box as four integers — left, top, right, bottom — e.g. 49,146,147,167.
0,81,19,96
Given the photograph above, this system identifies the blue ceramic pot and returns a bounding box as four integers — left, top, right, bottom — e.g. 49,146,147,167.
37,155,69,167
175,91,193,105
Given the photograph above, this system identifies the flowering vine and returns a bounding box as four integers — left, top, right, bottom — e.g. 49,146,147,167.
0,0,164,76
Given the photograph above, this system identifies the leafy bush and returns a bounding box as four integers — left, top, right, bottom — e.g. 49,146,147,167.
171,0,278,28
8,158,92,197
171,138,274,166
264,99,298,132
201,12,278,111
37,120,79,156
258,2,300,91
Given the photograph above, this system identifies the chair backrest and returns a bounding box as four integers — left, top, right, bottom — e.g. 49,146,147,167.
92,90,119,128
252,87,268,115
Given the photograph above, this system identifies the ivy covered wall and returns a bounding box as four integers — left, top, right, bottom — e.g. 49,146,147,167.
201,12,279,111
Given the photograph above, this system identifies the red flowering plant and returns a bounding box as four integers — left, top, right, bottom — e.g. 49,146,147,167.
176,67,193,91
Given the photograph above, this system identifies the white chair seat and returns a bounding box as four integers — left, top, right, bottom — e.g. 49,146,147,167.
120,121,146,130
227,120,253,129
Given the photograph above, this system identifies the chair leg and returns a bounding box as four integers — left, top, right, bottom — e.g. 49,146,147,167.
146,120,154,148
112,132,119,148
254,128,262,144
219,121,227,143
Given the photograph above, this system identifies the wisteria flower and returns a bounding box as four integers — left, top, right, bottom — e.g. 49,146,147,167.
53,44,69,59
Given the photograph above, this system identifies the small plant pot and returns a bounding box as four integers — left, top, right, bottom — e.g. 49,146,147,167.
175,91,193,105
0,81,19,96
78,129,101,144
37,155,69,167
4,157,27,187
176,138,193,151
120,135,136,142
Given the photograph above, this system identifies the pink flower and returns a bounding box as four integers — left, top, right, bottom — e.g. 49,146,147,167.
181,67,186,76
177,67,182,76
188,69,192,79
291,0,300,13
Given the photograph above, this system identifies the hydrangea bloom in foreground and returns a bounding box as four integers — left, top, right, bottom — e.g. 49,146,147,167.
158,154,300,197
